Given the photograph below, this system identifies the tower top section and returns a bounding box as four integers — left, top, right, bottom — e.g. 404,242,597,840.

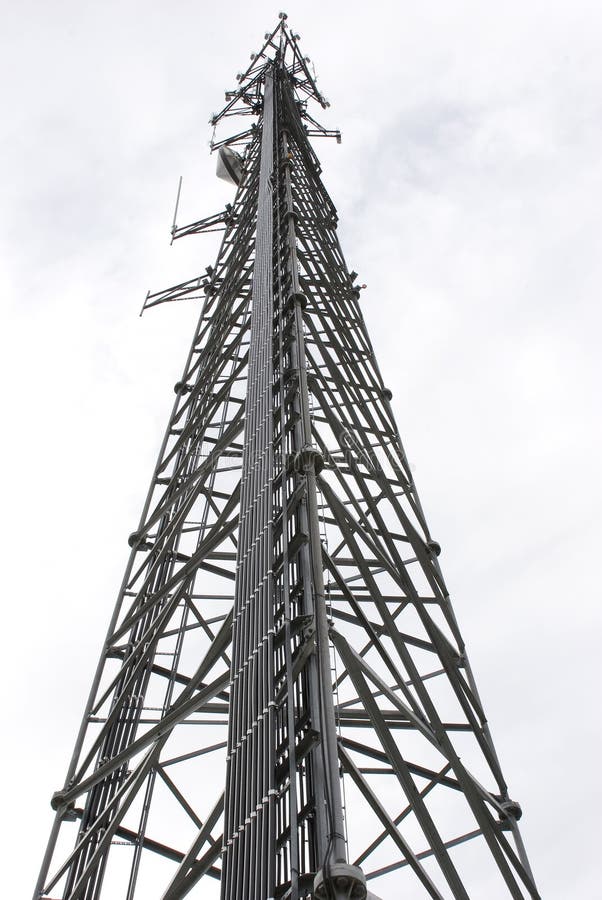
210,13,330,141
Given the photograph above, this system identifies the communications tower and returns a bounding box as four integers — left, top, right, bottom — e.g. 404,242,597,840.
35,16,539,900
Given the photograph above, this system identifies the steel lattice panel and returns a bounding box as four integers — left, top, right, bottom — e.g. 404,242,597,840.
35,17,539,900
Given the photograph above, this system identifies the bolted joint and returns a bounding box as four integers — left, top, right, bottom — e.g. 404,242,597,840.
500,799,523,823
128,531,153,551
51,791,77,821
293,445,324,476
313,862,367,900
287,291,307,312
50,790,66,812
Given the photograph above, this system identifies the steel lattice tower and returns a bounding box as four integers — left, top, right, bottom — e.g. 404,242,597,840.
35,16,539,900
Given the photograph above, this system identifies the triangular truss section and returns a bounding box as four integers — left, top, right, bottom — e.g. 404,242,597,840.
35,15,539,900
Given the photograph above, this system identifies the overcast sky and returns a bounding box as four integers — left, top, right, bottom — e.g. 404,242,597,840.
2,1,601,897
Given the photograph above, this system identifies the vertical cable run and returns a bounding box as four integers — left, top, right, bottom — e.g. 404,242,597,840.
221,66,276,900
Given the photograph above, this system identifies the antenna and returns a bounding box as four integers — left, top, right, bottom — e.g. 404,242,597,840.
170,175,183,245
